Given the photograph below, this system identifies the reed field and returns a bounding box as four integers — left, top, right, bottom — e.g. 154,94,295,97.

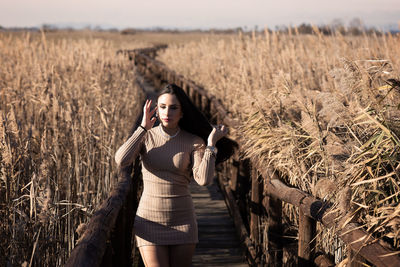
0,30,240,266
2,27,400,265
158,29,400,256
0,31,148,266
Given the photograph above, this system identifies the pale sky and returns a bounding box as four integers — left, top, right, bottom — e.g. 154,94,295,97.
1,0,399,30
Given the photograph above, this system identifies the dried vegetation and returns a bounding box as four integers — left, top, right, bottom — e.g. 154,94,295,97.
158,29,400,254
0,31,145,266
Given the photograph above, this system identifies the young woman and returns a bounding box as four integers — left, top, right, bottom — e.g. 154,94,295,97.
115,84,234,267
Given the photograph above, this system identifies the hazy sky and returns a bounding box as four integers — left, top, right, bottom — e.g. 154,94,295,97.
2,0,399,30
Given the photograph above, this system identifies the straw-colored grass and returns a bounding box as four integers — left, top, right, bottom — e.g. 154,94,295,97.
158,30,400,254
0,29,240,266
0,31,145,266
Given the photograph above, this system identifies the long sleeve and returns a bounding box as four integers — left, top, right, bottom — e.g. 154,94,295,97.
192,137,216,186
115,127,147,167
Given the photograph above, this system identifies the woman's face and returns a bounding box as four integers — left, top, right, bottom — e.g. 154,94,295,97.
157,93,183,129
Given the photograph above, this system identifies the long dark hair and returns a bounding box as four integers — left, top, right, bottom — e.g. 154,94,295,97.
158,84,236,164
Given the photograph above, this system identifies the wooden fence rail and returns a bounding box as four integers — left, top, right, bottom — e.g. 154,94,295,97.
65,160,142,267
126,46,400,267
66,45,400,267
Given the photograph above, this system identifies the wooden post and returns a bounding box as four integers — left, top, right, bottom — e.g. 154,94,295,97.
202,95,210,118
263,172,283,267
209,101,217,125
250,168,260,243
178,79,185,91
188,85,194,100
193,90,199,107
184,83,190,96
250,168,263,265
298,209,316,266
160,71,166,88
229,150,239,192
197,91,202,109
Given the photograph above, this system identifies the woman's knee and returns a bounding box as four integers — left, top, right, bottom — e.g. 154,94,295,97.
169,244,196,267
139,245,170,267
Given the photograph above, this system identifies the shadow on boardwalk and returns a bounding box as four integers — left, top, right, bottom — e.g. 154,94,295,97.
190,179,248,267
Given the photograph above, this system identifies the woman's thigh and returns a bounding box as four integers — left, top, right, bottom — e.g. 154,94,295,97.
169,243,196,267
139,245,170,267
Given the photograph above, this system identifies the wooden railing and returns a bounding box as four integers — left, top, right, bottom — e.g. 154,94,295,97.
125,46,400,266
66,45,400,266
65,160,142,267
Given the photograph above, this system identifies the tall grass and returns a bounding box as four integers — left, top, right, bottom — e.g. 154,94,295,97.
0,31,144,266
158,30,400,254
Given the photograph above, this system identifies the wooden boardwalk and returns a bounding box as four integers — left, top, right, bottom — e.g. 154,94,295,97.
190,178,248,267
137,75,247,266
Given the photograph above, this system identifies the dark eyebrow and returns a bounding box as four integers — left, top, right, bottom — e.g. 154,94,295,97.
159,103,180,107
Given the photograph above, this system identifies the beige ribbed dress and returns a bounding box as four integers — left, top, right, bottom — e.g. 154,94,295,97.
115,125,215,247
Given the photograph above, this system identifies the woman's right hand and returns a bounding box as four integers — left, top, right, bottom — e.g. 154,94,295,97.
141,99,157,130
207,124,228,146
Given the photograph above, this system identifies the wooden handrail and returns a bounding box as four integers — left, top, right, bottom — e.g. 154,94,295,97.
266,178,400,267
66,163,139,267
128,45,400,266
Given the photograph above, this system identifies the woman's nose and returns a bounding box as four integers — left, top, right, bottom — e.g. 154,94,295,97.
165,108,173,116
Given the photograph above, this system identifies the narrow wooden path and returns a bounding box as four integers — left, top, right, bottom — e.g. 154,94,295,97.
190,178,248,267
137,75,248,266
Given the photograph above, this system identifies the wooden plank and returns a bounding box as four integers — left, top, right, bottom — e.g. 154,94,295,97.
191,195,225,201
197,217,233,222
196,243,239,249
193,258,247,264
197,221,235,227
196,212,231,217
195,247,244,253
196,210,231,215
190,180,247,266
195,202,229,207
198,228,236,235
193,256,246,262
198,235,239,242
198,233,239,240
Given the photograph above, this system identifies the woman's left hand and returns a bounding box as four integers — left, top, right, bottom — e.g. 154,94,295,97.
207,124,228,146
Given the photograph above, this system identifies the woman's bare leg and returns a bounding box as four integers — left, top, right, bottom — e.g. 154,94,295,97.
169,244,196,267
139,245,170,267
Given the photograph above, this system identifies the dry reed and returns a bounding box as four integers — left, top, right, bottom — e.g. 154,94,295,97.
158,30,400,259
0,29,239,266
0,31,145,266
